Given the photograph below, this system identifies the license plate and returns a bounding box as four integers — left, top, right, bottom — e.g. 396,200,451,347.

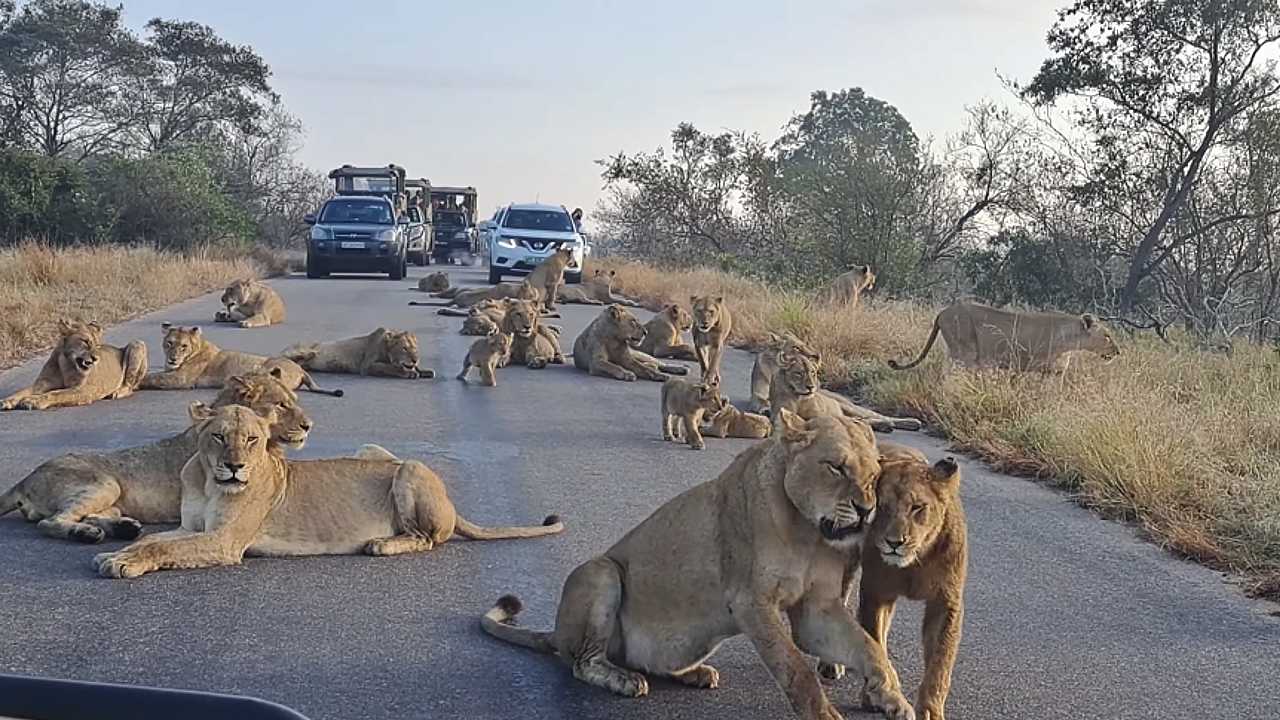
340,241,365,249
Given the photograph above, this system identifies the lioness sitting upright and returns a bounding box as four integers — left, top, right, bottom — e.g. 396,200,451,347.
637,303,697,361
500,299,565,369
691,295,732,386
660,377,722,450
1,319,147,411
0,370,311,542
215,278,286,328
889,302,1120,372
282,328,435,379
480,410,914,720
572,304,688,382
141,324,343,396
525,246,575,312
93,404,565,579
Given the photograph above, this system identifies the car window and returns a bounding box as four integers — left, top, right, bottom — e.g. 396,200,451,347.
407,207,422,223
502,209,575,232
320,200,393,224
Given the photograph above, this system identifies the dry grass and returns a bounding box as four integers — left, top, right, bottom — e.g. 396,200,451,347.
0,242,290,371
597,257,1280,599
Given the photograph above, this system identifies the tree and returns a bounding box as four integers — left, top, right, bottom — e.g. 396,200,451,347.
1025,0,1280,311
0,0,149,158
132,18,275,153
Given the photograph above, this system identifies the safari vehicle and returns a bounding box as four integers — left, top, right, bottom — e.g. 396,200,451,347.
304,194,409,280
328,163,406,203
483,202,589,284
430,186,479,264
405,178,434,266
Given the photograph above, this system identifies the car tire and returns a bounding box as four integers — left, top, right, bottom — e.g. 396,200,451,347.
488,266,503,284
389,254,406,281
410,251,425,267
565,271,583,285
306,253,327,279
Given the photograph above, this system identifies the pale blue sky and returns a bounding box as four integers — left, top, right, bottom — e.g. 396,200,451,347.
120,0,1063,217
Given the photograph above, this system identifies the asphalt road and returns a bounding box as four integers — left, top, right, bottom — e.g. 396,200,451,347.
1,265,1277,720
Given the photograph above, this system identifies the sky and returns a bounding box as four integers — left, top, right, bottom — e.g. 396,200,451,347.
117,0,1066,218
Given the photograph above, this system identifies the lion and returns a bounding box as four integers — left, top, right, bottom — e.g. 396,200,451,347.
0,320,147,411
282,328,435,379
817,264,876,307
457,299,506,336
93,404,565,579
637,303,698,361
525,246,575,312
888,302,1121,372
660,378,722,450
0,370,312,543
456,328,512,387
749,332,819,415
214,278,286,328
556,269,640,307
140,324,343,397
500,299,565,369
572,304,689,382
417,271,451,294
691,295,733,386
769,346,923,433
479,410,914,720
411,278,543,310
702,397,771,439
855,456,968,720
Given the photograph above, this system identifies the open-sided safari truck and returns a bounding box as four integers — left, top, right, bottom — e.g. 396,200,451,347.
429,186,479,263
328,164,407,208
404,177,434,265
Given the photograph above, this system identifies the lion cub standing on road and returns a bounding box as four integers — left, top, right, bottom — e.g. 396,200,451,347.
480,410,914,720
638,303,697,361
691,295,732,386
282,328,435,379
1,319,147,411
660,378,722,450
142,324,343,396
457,328,513,387
94,404,566,579
215,279,286,328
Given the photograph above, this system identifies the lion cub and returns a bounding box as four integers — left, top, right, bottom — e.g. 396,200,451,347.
702,397,771,439
456,329,513,387
660,378,722,450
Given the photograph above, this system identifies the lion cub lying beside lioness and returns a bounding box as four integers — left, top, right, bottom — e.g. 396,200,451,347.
94,404,565,579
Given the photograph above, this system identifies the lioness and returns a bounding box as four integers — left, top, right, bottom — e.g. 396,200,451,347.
749,332,819,415
456,328,512,386
0,371,311,542
282,328,435,379
572,304,689,382
858,456,968,720
770,346,923,433
501,299,565,369
1,320,147,411
691,295,732,386
480,410,914,720
637,303,698,361
817,264,876,307
215,279,286,328
556,269,640,306
417,271,451,294
660,378,722,450
93,405,565,578
458,299,505,336
141,324,343,396
889,302,1120,372
703,397,771,439
411,278,543,309
525,246,575,312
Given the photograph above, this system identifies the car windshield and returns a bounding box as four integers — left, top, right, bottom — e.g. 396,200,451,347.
503,209,574,232
436,212,465,228
320,200,393,224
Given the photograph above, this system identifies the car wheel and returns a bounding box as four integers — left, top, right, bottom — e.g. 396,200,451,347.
565,271,583,285
306,252,327,279
389,254,406,280
488,266,503,284
422,251,431,266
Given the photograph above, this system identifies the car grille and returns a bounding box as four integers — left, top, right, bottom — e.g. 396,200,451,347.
334,231,374,240
514,237,562,252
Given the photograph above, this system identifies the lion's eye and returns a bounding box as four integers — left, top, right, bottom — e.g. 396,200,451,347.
825,462,842,477
212,434,225,444
911,504,926,517
277,402,288,409
247,436,260,445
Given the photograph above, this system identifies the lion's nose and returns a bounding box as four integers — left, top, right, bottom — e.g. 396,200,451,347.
884,537,905,550
299,420,313,432
224,463,245,473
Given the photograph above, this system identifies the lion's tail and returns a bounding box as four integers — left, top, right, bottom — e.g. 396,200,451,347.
0,484,20,517
480,595,556,654
454,514,564,540
436,307,471,317
298,370,344,398
888,314,942,370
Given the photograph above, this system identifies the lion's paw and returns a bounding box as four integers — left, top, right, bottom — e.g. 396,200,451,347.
93,552,144,579
618,370,636,382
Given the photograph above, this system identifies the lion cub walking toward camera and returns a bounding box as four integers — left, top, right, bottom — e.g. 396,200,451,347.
1,319,147,411
457,329,512,387
215,279,286,328
480,411,914,720
660,378,722,450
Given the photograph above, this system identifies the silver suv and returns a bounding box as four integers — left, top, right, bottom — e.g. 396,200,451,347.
304,196,409,280
482,202,588,284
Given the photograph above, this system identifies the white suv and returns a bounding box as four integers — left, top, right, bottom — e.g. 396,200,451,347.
482,203,588,284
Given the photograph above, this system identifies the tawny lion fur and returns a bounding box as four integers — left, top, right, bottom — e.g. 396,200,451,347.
1,319,147,411
572,304,688,382
141,324,342,397
638,303,697,361
659,378,722,450
283,328,434,379
216,279,286,328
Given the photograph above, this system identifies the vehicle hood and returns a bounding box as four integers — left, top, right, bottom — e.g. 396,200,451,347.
495,228,579,241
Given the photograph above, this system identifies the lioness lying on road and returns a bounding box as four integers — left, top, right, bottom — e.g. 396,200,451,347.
141,324,343,397
889,301,1120,372
572,304,688,382
500,299,565,369
93,404,565,578
480,410,914,720
1,319,147,411
215,279,286,328
637,303,697,361
416,271,451,294
413,278,542,309
282,328,435,379
0,371,312,543
556,270,640,307
770,343,923,432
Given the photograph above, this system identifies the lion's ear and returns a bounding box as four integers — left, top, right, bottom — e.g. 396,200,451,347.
268,366,284,379
777,409,814,448
1081,313,1097,330
607,304,626,318
188,326,202,337
714,296,724,304
930,457,961,489
188,401,216,423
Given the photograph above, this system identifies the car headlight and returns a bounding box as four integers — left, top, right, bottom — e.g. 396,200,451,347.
311,226,333,241
375,228,396,242
496,235,518,248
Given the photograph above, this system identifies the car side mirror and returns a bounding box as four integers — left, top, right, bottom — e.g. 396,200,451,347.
303,213,316,225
